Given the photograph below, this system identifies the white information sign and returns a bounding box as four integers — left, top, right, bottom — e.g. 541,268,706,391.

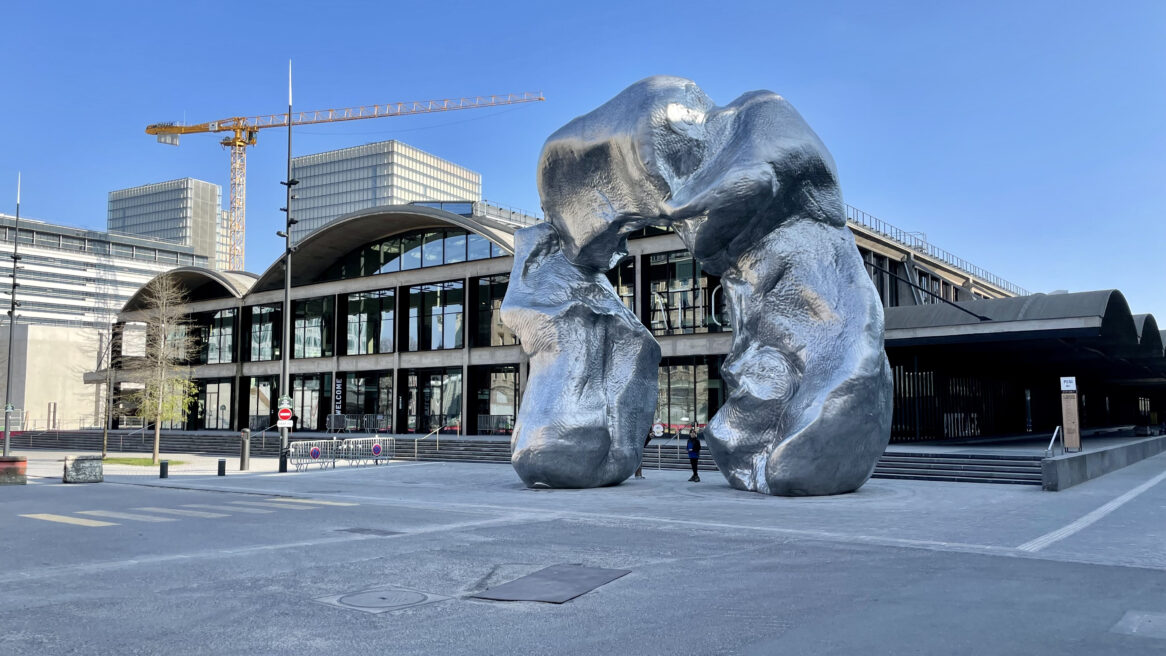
276,419,294,428
652,423,664,437
1060,377,1077,392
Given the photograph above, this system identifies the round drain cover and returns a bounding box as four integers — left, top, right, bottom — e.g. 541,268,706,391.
338,589,427,610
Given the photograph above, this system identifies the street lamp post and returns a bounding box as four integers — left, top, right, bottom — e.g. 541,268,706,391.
277,62,298,473
3,174,21,457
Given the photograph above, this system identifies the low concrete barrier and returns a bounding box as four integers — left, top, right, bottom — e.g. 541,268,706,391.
63,455,103,483
0,456,27,485
1042,435,1166,491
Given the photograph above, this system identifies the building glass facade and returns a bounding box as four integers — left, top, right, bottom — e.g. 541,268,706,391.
290,141,482,243
107,178,227,269
345,290,394,355
406,281,464,351
0,214,206,329
106,202,1044,441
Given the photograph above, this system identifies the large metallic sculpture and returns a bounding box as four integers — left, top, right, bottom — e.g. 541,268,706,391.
502,76,892,495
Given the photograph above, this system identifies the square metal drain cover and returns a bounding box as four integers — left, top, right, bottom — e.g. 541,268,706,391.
473,564,630,604
314,586,447,614
335,527,400,537
1111,611,1166,640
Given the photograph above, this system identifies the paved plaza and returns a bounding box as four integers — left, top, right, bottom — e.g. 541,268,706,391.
2,450,1166,654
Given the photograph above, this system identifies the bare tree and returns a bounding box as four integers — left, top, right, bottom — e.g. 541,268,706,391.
125,274,197,464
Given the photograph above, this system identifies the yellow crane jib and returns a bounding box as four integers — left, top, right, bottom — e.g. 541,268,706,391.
144,91,545,271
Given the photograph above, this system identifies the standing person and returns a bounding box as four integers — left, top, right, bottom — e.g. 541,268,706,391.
635,432,652,479
686,428,702,482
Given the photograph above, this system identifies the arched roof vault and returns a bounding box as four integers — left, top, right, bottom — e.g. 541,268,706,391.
250,205,517,293
121,267,257,313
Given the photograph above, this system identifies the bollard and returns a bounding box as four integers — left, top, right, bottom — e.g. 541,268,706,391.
240,428,251,471
217,458,226,476
159,460,169,478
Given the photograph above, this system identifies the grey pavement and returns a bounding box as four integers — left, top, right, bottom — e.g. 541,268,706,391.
1,448,1166,655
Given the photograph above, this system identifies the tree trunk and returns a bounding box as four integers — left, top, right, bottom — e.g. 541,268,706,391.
153,392,162,465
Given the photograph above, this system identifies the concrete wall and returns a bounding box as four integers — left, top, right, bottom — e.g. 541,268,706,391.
1042,435,1166,491
0,324,103,429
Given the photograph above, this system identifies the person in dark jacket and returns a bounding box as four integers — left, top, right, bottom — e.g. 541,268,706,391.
686,430,701,482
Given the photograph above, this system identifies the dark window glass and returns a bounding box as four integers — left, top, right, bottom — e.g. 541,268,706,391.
653,356,725,440
647,251,725,336
475,275,518,347
471,365,518,435
400,233,423,270
249,305,280,362
293,296,334,359
444,230,467,264
247,376,277,430
422,230,444,267
467,233,491,261
378,237,402,274
407,281,464,351
605,257,636,314
401,367,461,434
346,289,394,355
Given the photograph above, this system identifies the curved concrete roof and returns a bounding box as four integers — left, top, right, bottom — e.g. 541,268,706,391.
250,205,517,293
883,290,1158,354
1133,314,1164,358
122,267,257,313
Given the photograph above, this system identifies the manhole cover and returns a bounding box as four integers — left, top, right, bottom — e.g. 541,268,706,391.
339,589,428,609
314,586,448,614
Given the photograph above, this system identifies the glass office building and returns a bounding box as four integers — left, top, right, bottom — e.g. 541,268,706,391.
107,178,228,270
290,141,483,243
0,213,207,328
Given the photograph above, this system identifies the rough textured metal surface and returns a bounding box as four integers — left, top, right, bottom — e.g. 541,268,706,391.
504,76,891,495
501,222,660,489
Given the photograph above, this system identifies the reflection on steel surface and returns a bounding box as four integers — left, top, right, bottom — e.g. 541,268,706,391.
504,76,892,495
501,223,660,488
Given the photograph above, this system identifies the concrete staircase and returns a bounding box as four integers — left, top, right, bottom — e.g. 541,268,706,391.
13,431,1044,486
872,451,1043,486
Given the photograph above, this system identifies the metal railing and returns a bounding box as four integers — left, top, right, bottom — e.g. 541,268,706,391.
1045,426,1063,458
409,424,451,461
845,204,1029,296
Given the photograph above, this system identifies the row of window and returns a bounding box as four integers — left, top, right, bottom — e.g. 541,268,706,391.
203,277,517,364
155,364,518,435
319,228,505,282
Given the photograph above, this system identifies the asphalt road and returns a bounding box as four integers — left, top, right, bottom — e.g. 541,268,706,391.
2,452,1166,655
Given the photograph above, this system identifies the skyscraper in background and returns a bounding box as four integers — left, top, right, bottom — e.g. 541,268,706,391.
290,141,482,243
107,178,232,269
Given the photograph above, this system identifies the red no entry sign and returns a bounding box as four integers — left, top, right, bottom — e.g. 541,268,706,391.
278,407,293,421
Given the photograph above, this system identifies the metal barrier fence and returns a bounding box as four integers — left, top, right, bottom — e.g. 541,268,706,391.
325,414,392,433
289,436,395,471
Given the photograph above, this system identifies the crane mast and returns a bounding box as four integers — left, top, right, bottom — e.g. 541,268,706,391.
147,92,544,270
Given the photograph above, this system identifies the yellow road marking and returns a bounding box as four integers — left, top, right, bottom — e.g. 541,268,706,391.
135,507,229,518
184,503,271,514
77,510,176,523
228,501,316,510
265,498,358,507
21,513,118,527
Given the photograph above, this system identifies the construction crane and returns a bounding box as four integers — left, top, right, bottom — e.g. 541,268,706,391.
146,92,545,270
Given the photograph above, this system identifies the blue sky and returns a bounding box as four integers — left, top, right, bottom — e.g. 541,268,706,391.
1,1,1163,317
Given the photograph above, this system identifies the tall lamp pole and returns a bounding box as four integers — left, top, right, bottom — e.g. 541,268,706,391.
3,174,21,457
277,62,298,473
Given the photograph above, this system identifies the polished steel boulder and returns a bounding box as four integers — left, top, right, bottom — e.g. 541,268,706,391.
503,76,892,495
501,222,660,488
